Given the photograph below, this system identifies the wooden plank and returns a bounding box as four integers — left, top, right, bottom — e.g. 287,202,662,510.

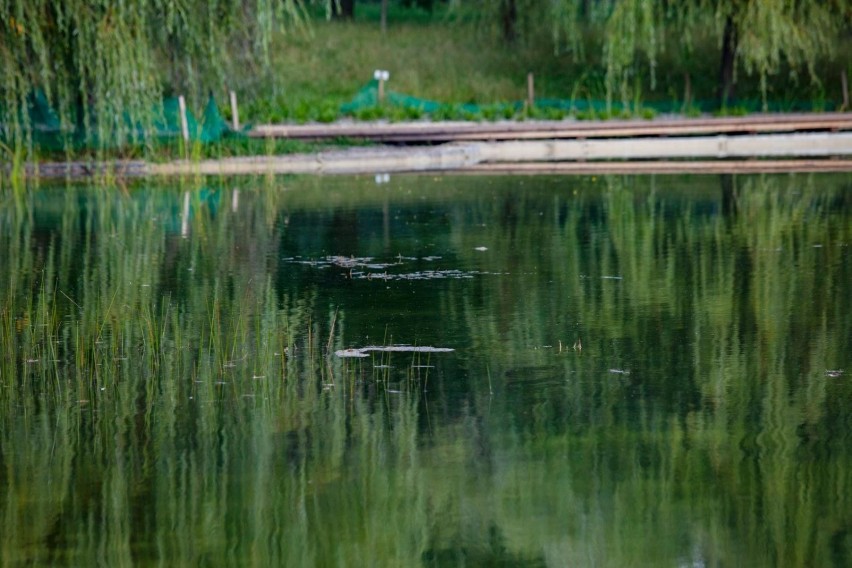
477,133,852,162
249,113,852,142
23,131,852,179
150,132,852,177
151,144,483,176
461,160,852,175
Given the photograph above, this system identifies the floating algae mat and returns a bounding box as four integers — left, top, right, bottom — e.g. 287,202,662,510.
285,254,503,280
1,173,851,566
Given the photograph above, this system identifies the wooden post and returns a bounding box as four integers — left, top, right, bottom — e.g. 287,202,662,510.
683,73,692,112
378,79,385,105
842,70,849,112
178,95,190,143
229,90,240,131
527,72,535,110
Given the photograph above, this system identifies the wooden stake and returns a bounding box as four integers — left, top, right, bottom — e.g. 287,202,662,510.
229,90,240,131
841,70,849,112
378,79,385,105
527,72,535,109
178,95,190,143
683,73,692,111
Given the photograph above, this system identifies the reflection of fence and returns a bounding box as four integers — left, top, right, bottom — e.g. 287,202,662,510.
250,113,852,142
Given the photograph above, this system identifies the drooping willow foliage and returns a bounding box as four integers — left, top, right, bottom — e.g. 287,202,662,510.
461,0,850,106
0,0,309,155
579,0,850,104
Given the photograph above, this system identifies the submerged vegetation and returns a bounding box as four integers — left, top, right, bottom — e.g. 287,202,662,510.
1,173,850,564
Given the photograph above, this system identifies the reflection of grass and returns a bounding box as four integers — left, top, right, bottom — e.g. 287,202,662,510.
2,175,851,565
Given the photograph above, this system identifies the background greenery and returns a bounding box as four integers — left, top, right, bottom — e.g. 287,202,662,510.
2,0,851,165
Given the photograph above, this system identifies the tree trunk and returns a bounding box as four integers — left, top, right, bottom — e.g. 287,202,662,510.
381,0,388,34
718,14,738,108
501,0,517,43
332,0,355,20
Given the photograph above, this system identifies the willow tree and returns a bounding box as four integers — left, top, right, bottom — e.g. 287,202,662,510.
0,0,309,156
468,0,850,107
552,0,851,107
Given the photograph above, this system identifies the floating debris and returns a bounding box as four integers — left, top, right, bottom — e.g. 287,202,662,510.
335,348,370,358
289,255,393,270
608,368,630,375
825,369,844,378
361,269,477,281
367,345,453,353
287,254,503,282
474,246,488,251
336,345,454,358
601,276,623,280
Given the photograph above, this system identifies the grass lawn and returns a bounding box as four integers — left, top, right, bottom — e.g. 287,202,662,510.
219,5,850,125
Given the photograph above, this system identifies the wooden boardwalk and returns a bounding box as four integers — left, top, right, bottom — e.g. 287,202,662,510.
152,131,852,176
18,114,852,178
250,113,852,143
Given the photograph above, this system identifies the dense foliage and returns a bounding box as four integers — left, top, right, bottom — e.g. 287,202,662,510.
467,0,851,105
0,0,309,151
1,0,850,159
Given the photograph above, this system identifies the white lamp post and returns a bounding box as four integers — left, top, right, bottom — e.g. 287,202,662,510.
373,70,390,104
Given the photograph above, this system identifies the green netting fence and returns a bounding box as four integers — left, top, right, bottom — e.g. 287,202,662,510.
3,81,839,151
1,90,242,151
340,79,838,117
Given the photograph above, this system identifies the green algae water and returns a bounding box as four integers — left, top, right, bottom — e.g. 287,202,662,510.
1,173,851,566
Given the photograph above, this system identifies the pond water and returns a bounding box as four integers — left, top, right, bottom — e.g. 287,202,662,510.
1,173,851,566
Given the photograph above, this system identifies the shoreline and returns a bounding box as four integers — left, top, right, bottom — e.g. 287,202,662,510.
14,114,852,179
